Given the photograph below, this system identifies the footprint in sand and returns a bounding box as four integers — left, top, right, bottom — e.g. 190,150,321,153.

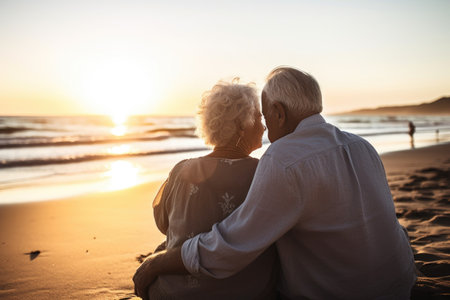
415,196,435,202
419,262,450,277
412,234,449,245
418,190,434,196
403,209,436,221
418,167,442,174
429,215,450,227
437,198,449,205
420,181,440,190
394,196,413,202
399,186,414,192
408,175,428,184
414,252,441,262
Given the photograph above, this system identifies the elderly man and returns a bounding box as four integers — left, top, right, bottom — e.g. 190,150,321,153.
134,67,416,299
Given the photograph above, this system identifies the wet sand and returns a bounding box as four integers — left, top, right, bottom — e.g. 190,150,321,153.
0,182,164,300
0,143,449,299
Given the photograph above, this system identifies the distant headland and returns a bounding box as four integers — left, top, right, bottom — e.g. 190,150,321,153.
335,96,450,115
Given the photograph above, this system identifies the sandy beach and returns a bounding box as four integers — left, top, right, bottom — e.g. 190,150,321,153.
0,182,164,300
382,143,450,298
1,143,449,299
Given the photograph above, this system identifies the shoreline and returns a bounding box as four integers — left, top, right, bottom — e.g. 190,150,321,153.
1,140,448,206
0,143,449,299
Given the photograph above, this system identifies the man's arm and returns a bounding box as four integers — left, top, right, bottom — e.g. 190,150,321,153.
133,247,187,299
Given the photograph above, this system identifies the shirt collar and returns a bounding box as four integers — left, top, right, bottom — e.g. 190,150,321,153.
294,113,326,132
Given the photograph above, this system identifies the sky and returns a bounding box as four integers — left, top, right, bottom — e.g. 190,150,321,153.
0,0,449,117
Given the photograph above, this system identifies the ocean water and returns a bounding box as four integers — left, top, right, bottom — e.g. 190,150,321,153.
1,114,449,204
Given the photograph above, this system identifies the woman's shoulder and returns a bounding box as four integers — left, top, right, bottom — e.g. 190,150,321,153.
199,156,260,171
169,156,259,180
171,156,206,170
203,156,259,164
168,157,210,176
175,155,258,165
169,159,189,174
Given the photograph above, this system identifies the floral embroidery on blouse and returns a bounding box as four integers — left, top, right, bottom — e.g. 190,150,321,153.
186,275,200,288
188,184,199,198
219,192,235,216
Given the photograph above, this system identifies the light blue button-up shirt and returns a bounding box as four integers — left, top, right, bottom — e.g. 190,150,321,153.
182,114,416,299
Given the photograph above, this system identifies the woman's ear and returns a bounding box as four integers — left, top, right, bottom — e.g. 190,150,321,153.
273,101,286,127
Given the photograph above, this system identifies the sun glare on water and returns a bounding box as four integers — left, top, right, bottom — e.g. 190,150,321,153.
110,114,128,136
111,124,127,136
104,160,141,191
107,144,132,155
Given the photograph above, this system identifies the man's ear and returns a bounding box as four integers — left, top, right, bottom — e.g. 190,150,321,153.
273,101,286,127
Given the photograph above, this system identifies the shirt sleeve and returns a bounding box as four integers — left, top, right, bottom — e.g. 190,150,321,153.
182,153,303,278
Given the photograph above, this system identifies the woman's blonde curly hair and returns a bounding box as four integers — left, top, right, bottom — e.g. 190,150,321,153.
196,79,260,147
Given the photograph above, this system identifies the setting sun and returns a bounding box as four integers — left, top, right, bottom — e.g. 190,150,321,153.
77,59,159,118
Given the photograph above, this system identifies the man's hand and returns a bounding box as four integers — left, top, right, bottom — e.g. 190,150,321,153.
133,253,159,299
133,247,187,299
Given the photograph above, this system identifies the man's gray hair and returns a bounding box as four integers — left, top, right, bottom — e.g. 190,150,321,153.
263,67,322,116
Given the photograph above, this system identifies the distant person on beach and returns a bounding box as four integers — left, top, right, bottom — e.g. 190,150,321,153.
409,121,416,148
139,80,278,299
134,67,417,299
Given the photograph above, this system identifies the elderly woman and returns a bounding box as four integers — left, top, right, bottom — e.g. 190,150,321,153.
146,81,278,299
